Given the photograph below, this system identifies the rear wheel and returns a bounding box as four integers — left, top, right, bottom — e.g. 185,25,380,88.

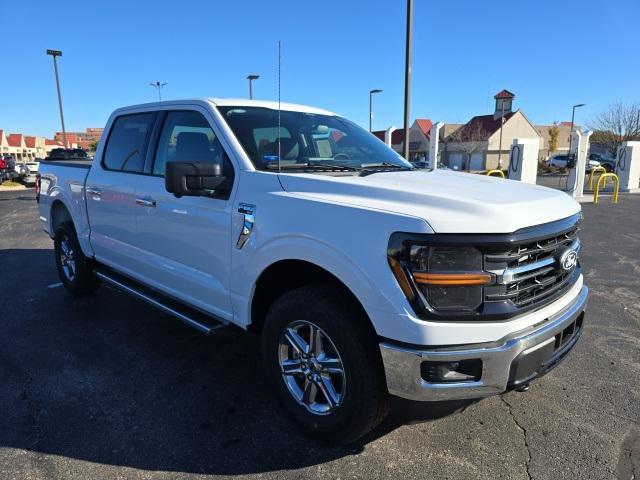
54,222,101,295
262,284,389,443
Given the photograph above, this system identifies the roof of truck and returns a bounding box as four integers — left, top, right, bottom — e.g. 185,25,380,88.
116,98,337,116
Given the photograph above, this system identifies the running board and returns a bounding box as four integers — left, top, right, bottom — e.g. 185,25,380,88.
94,267,228,334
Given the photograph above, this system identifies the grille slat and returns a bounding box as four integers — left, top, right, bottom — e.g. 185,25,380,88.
485,224,580,309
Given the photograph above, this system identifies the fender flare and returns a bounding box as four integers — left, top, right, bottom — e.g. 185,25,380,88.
232,235,398,330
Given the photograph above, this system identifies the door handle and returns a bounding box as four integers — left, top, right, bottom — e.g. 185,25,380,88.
135,198,156,207
86,186,102,196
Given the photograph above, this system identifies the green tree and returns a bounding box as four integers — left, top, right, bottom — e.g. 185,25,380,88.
548,124,559,153
88,140,99,152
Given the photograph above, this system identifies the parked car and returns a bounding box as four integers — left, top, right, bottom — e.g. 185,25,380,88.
0,155,18,181
548,154,600,171
22,161,40,186
45,148,89,162
589,153,616,172
0,158,8,181
38,98,588,442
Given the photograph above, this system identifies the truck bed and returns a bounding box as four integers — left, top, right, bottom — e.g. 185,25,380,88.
38,159,93,242
43,158,93,168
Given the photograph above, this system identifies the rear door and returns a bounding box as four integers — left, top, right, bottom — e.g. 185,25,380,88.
132,108,236,320
86,112,156,272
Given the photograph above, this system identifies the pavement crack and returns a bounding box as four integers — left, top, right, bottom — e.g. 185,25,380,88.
501,395,533,480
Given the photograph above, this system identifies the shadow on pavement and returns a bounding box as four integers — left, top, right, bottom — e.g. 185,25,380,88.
0,248,471,476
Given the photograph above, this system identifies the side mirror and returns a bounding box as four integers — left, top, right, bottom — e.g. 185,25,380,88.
165,161,227,197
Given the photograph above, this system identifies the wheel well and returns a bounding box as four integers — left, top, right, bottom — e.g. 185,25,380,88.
51,200,72,233
250,259,372,334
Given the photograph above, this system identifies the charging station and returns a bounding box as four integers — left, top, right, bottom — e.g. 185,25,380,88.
508,138,539,184
615,141,640,192
567,129,592,199
428,121,443,170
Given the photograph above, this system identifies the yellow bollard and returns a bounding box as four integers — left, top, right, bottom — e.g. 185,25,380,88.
486,169,505,179
588,166,607,190
593,173,619,204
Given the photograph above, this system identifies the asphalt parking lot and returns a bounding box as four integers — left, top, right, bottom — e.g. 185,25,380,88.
0,188,638,480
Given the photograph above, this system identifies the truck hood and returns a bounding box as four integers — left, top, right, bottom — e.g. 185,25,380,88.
278,169,581,233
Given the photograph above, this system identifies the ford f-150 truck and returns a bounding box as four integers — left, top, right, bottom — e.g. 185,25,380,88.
37,98,588,442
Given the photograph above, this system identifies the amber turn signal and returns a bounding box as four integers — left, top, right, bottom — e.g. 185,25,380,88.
413,272,492,286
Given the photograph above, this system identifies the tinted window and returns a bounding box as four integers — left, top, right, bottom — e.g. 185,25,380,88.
103,113,154,172
218,106,410,171
153,111,231,178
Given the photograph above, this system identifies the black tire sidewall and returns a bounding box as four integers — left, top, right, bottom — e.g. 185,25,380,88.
54,222,99,294
262,285,387,442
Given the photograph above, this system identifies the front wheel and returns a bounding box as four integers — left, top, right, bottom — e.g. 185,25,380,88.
54,222,101,295
262,285,389,443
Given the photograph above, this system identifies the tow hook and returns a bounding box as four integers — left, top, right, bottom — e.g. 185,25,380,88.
515,383,530,392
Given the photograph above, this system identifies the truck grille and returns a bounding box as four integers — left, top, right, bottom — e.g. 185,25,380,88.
484,224,580,310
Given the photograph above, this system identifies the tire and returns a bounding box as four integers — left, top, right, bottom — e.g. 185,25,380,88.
54,222,101,295
261,284,389,443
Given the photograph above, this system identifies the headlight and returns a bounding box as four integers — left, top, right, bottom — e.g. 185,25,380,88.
388,235,492,315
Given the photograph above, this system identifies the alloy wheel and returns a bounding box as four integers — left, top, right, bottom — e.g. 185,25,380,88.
278,320,346,415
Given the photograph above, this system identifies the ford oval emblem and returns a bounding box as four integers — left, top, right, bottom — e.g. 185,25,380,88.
558,248,578,272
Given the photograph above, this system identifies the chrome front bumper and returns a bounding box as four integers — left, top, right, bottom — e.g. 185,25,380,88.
379,286,589,401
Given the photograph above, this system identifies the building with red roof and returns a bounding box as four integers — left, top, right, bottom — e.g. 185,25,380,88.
0,130,9,158
442,90,541,171
372,118,434,161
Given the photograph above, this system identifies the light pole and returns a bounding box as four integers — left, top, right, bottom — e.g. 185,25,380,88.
369,89,383,132
568,103,586,156
247,74,260,99
46,49,67,148
402,0,414,160
149,81,167,101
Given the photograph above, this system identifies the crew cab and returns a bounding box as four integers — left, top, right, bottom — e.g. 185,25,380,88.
37,98,588,442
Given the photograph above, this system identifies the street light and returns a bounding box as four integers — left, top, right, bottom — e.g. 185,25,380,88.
568,103,586,156
149,81,167,101
46,49,67,148
402,0,414,160
369,89,383,132
247,74,260,99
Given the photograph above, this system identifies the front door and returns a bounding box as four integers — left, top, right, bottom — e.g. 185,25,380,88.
132,109,235,320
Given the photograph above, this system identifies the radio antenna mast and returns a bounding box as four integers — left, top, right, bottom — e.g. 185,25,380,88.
277,40,282,173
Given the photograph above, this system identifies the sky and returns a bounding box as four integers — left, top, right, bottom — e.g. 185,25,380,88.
2,0,639,138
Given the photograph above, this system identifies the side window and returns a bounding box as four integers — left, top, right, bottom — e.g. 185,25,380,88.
252,126,297,164
153,111,231,177
103,113,154,172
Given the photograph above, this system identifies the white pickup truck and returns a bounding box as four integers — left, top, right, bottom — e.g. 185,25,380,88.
37,98,588,442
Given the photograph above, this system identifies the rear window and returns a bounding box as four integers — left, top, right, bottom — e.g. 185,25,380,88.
103,113,155,172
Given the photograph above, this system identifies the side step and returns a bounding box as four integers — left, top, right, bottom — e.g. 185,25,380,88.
94,266,229,334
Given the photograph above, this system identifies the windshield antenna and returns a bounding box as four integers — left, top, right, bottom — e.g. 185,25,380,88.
277,40,281,173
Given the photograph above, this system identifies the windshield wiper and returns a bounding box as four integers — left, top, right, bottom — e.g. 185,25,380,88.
265,163,358,172
359,162,414,176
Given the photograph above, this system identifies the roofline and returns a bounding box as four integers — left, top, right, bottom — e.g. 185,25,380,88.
486,110,542,142
110,98,337,117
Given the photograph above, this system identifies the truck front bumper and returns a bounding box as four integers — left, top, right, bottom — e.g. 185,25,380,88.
379,286,588,401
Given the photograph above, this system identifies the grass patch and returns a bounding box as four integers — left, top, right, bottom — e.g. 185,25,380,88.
1,180,23,187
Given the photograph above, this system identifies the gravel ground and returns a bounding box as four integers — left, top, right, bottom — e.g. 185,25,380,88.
0,188,638,480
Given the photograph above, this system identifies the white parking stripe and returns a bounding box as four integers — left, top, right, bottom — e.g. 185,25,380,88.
47,282,63,289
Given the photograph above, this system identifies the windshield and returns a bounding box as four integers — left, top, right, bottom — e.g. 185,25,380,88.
217,106,412,172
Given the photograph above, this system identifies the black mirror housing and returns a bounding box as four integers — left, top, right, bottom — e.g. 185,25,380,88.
165,161,227,197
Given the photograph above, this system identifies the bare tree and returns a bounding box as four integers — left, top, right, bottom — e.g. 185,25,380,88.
589,101,640,156
445,122,490,170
